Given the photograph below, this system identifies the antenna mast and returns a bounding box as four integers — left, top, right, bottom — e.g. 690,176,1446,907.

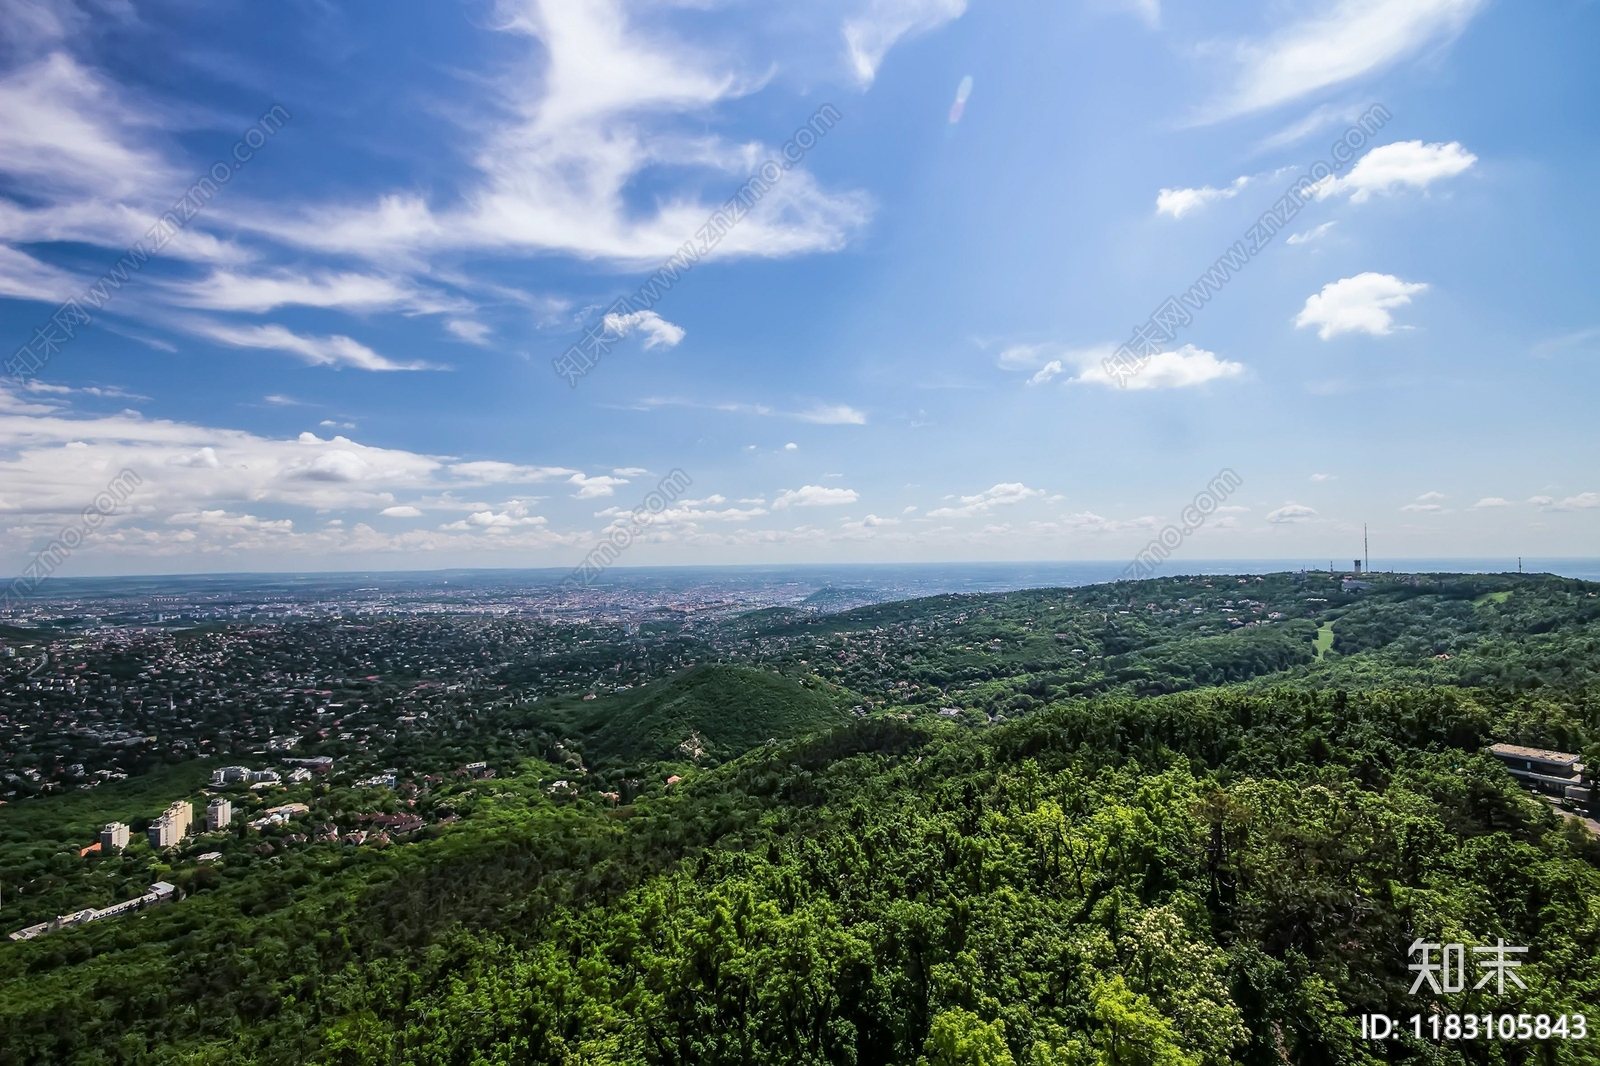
1364,525,1369,575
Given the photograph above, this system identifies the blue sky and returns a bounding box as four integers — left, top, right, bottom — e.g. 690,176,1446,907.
1,0,1597,575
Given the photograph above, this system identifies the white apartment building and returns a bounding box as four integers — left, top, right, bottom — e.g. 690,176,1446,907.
206,798,232,832
100,822,130,851
147,801,193,849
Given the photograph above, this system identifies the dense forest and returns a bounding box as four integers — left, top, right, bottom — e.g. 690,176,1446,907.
2,571,1598,1064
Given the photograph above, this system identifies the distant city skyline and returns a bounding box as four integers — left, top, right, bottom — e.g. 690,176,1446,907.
2,0,1597,576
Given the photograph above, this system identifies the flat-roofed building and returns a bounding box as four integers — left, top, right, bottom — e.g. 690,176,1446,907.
1489,743,1589,806
100,822,130,851
147,801,193,848
206,798,232,832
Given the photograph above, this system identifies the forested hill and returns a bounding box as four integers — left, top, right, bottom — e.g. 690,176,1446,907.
1,571,1598,1065
721,570,1600,712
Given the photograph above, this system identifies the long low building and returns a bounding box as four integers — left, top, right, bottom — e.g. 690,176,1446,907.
9,882,176,942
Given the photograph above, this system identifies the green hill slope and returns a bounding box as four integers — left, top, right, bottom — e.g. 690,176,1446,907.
583,663,852,762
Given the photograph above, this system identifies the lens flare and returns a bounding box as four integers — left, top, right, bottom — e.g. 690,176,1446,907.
948,75,973,123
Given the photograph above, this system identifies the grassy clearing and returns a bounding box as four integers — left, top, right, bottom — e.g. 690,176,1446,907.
1313,622,1335,659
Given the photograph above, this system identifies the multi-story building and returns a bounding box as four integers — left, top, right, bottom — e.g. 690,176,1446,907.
206,798,232,832
100,822,130,851
147,801,193,848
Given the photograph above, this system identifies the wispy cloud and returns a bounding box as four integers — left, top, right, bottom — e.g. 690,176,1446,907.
1155,176,1249,219
843,0,967,85
1287,221,1337,245
188,321,436,371
603,309,686,349
1205,0,1485,121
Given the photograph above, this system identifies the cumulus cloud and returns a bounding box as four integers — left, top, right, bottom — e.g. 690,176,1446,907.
1266,502,1317,523
1072,345,1245,390
773,485,859,508
1155,176,1249,219
380,505,423,517
1315,140,1477,201
1473,497,1510,508
568,473,629,499
1531,492,1599,511
602,309,685,349
440,499,547,531
1295,273,1427,339
928,482,1043,518
843,0,967,85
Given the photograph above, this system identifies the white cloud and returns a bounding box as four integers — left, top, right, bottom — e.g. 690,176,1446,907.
797,404,867,425
843,0,967,85
380,505,423,518
1266,503,1317,523
612,467,648,477
1310,472,1336,481
1286,221,1337,245
1315,140,1476,202
1416,491,1446,501
997,343,1047,370
167,269,460,314
243,0,871,266
928,482,1043,518
784,442,798,450
440,499,547,531
1473,497,1510,508
1032,511,1160,535
773,485,859,508
446,320,493,344
1155,176,1248,219
568,473,629,499
0,243,83,303
0,52,172,200
1072,344,1244,390
449,460,578,484
1400,502,1443,512
189,321,435,371
1210,0,1485,120
1532,492,1599,512
1294,273,1427,339
1027,360,1064,386
602,309,685,349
